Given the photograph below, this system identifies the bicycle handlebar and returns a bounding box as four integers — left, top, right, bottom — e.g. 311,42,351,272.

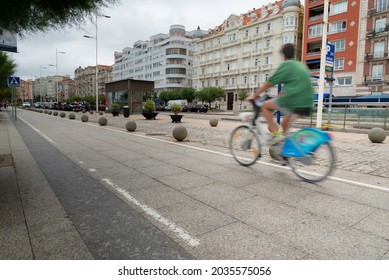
250,93,271,125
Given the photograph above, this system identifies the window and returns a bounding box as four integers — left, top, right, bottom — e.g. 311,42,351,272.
331,39,346,52
264,56,270,65
255,40,260,50
253,75,258,83
375,18,387,33
245,29,249,37
330,1,347,15
215,79,219,86
308,24,323,38
267,23,271,31
243,76,248,84
377,0,388,12
372,64,383,80
266,39,271,48
264,73,270,81
374,41,385,58
337,76,352,86
254,58,259,67
329,21,346,34
283,34,296,44
334,58,344,70
256,26,260,34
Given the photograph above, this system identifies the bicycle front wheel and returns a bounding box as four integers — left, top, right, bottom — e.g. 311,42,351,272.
287,142,335,182
229,125,262,166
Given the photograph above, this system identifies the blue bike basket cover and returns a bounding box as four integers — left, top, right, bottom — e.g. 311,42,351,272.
282,128,332,157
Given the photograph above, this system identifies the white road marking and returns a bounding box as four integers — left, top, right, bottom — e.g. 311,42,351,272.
101,178,201,247
19,117,58,147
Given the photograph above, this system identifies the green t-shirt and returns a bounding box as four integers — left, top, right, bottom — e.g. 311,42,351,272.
267,59,314,112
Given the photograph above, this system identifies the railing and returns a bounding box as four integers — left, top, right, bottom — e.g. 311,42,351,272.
302,102,389,130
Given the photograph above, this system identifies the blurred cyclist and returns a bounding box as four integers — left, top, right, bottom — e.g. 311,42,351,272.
246,43,314,141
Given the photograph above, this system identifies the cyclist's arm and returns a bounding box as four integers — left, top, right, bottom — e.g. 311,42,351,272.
246,82,273,100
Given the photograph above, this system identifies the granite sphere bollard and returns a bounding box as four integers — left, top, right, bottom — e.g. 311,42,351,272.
98,117,107,126
125,120,137,132
172,125,188,141
69,113,76,120
99,111,104,115
368,127,387,143
81,115,89,122
53,111,58,116
60,112,66,118
209,118,219,127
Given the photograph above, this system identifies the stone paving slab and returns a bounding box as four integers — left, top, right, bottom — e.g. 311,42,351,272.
3,109,389,260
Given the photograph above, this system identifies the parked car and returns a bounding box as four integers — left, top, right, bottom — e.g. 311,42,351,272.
190,104,208,113
22,102,31,108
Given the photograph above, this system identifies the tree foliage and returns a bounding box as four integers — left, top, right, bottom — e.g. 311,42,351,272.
195,87,225,104
0,0,120,35
0,52,17,102
238,90,248,109
181,88,196,103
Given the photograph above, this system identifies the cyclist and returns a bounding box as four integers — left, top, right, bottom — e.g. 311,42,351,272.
246,43,314,141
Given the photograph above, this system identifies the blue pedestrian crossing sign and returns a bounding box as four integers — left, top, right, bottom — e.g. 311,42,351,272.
7,76,21,88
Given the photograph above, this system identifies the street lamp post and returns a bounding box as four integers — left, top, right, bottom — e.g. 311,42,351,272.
84,14,110,112
49,49,66,102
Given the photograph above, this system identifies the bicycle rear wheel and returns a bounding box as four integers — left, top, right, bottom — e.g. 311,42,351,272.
287,142,335,182
229,125,261,166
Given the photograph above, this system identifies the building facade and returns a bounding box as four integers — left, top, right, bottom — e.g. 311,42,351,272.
192,0,304,112
32,75,68,102
362,0,389,95
112,25,202,93
74,65,113,98
303,0,363,97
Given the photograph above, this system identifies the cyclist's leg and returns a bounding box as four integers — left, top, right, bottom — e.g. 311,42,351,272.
281,113,298,134
262,99,279,133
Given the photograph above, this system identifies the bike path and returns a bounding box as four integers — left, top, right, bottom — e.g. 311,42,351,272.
2,109,389,260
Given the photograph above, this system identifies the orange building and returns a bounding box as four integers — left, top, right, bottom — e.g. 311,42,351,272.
302,0,361,97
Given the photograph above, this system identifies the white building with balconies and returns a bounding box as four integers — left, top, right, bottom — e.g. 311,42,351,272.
112,24,205,93
192,0,304,112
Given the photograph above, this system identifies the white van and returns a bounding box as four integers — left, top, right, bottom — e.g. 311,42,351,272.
165,99,188,111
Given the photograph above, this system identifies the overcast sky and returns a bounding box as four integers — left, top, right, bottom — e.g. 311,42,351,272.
9,0,272,80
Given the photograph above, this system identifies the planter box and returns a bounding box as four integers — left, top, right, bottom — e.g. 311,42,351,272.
170,115,183,123
142,111,158,120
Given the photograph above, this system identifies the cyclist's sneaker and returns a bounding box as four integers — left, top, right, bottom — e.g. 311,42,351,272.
270,132,286,143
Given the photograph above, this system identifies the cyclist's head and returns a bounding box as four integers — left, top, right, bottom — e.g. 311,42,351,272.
281,43,295,60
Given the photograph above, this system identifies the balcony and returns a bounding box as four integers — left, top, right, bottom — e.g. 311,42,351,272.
242,51,251,57
224,54,238,61
368,6,389,16
365,51,389,61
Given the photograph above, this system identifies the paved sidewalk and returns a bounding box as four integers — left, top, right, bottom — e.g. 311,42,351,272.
1,108,389,260
0,109,93,259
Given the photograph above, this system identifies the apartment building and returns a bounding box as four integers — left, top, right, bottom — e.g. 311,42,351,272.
362,0,389,95
74,65,113,98
32,75,67,101
303,0,362,97
58,77,77,100
192,0,303,112
112,25,203,93
16,79,33,102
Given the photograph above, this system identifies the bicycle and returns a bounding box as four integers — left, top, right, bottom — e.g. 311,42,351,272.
229,94,335,182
